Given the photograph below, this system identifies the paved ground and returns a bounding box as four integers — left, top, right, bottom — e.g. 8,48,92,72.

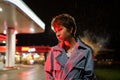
0,64,46,80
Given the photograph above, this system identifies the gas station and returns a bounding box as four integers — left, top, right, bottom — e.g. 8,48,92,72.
0,0,48,67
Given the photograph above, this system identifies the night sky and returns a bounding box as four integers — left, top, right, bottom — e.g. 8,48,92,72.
17,0,119,51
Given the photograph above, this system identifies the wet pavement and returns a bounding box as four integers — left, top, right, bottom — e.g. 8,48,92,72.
0,64,45,80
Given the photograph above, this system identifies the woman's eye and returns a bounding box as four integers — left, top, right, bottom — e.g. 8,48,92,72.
54,27,63,33
58,28,62,31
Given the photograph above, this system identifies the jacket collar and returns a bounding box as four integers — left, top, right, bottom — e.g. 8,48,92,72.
56,38,87,80
53,38,90,79
53,38,87,51
53,38,88,66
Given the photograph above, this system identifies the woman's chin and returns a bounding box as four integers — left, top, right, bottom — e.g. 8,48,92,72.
58,39,63,42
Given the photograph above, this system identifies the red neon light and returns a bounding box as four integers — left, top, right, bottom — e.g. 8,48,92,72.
0,34,6,41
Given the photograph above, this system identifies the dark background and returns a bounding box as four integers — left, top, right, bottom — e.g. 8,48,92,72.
17,0,119,51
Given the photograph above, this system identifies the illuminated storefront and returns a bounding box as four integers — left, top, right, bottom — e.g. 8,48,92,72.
0,46,50,64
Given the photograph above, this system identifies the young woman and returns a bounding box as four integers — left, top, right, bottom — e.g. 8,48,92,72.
44,13,94,80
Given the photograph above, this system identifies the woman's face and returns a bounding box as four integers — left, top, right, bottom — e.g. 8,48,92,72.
53,25,72,42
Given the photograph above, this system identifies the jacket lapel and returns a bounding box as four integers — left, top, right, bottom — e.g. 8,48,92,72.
56,51,68,67
54,38,87,80
61,49,85,80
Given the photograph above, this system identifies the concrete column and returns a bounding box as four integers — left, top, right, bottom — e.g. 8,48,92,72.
5,27,16,68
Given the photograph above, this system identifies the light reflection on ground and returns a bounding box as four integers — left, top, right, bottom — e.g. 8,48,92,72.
0,64,45,80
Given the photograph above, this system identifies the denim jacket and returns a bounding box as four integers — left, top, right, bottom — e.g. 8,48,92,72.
44,39,94,80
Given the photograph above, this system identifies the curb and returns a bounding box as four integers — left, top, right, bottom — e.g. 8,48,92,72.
0,67,19,71
0,64,34,72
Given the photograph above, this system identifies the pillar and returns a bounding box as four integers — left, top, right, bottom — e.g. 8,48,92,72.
5,27,16,68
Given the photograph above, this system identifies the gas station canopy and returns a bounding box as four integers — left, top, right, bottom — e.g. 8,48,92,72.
0,0,45,34
0,0,46,67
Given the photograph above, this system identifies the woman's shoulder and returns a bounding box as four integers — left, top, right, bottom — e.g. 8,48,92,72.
50,43,63,51
77,38,90,48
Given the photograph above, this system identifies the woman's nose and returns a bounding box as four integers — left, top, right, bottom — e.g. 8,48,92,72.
56,32,60,37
